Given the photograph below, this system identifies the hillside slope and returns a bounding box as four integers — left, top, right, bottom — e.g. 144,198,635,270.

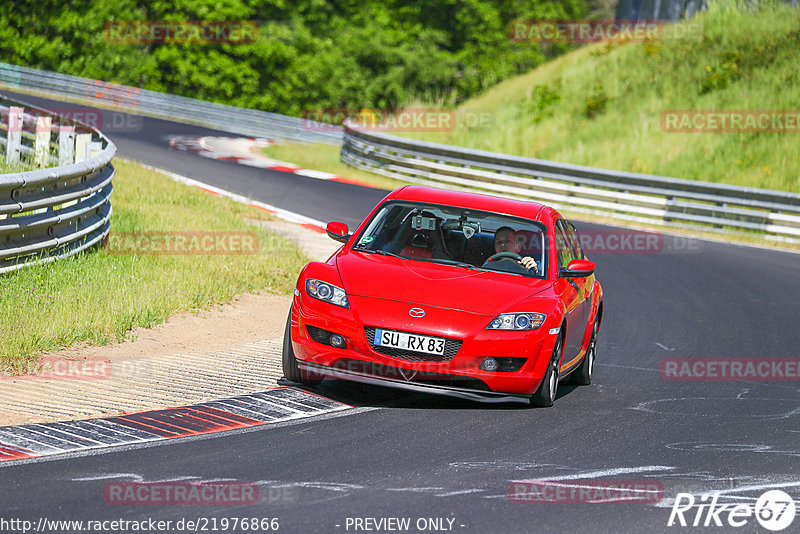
405,2,800,192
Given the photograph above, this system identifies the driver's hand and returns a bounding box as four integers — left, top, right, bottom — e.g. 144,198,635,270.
519,256,538,272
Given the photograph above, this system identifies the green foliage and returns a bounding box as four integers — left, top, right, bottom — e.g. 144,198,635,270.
589,40,622,57
527,84,562,123
642,42,662,57
0,0,590,113
700,52,740,94
584,82,608,118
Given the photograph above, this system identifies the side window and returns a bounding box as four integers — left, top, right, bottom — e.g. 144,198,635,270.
564,221,584,260
555,221,573,270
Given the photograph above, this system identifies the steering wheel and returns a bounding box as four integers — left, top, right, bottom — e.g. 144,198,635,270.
487,252,522,262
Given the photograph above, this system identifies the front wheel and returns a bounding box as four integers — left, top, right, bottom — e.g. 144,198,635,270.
532,332,563,407
282,312,322,386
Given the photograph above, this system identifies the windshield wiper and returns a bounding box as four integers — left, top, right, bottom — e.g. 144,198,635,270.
374,249,403,258
356,248,404,259
433,259,486,271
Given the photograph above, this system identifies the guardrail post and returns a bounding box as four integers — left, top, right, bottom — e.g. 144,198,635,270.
89,141,103,159
58,125,75,165
5,106,23,164
0,94,117,274
34,116,52,168
75,133,91,163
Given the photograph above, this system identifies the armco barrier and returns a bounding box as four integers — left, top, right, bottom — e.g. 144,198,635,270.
0,94,114,274
341,122,800,241
4,63,798,242
0,62,342,145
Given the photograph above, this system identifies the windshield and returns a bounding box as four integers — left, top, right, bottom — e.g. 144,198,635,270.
351,201,547,278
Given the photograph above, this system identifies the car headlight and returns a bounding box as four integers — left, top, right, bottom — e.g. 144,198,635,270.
305,278,349,308
487,313,546,330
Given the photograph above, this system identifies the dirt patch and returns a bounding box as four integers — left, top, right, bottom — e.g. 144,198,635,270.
34,292,292,365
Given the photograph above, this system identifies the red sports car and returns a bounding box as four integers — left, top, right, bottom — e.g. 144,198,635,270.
282,186,603,406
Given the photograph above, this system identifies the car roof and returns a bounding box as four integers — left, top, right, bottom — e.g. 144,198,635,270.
386,185,552,222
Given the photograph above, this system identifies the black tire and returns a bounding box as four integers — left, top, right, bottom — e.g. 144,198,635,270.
568,316,599,386
532,331,563,407
282,312,322,386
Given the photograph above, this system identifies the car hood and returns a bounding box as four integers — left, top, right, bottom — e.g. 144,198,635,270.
336,251,550,316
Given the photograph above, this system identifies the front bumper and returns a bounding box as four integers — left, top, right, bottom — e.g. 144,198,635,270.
291,294,560,397
298,361,531,404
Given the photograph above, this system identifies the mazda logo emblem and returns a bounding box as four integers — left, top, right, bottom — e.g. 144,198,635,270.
399,367,418,381
409,307,426,318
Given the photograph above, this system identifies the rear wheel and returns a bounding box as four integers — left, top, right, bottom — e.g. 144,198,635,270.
532,331,563,407
282,312,322,386
568,316,599,386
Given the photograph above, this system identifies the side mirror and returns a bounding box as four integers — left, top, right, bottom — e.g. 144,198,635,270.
326,222,351,244
561,259,595,277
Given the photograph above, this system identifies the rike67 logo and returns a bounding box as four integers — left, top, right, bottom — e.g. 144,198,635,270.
668,490,796,531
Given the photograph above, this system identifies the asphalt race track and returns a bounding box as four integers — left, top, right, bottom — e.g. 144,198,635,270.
1,91,799,533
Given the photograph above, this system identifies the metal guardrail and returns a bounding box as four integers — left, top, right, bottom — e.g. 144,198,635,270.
4,63,798,242
0,62,342,145
341,123,800,241
0,94,114,274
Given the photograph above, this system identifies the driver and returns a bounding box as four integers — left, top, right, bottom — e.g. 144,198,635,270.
484,226,538,272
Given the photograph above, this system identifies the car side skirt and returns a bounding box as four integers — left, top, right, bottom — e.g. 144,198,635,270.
560,347,585,376
299,361,532,405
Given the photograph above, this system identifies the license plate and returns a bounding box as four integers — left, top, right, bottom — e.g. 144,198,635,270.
374,329,446,355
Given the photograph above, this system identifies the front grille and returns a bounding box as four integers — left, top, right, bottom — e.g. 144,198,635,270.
333,359,490,391
364,327,462,362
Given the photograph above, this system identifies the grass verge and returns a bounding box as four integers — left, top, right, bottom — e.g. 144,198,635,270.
0,155,37,173
0,158,307,373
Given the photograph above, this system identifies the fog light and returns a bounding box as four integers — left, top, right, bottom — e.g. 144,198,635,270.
480,357,498,371
330,334,346,348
